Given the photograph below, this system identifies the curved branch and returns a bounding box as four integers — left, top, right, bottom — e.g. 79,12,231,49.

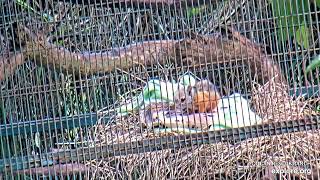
14,163,89,176
4,26,287,87
0,52,26,80
24,39,177,76
62,0,212,7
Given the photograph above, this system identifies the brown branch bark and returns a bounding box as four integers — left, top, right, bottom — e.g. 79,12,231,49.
1,25,287,87
66,0,213,7
14,163,89,176
24,38,177,76
118,0,209,6
173,32,287,85
0,52,26,80
228,27,287,85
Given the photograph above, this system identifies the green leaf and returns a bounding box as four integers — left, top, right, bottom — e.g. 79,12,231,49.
271,0,310,43
16,0,53,22
186,5,206,18
316,0,320,8
306,55,320,73
295,25,310,49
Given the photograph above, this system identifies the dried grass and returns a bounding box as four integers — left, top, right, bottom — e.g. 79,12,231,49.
251,79,319,122
88,79,320,179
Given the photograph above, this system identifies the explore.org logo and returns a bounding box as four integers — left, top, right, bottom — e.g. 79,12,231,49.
254,160,312,175
271,168,311,175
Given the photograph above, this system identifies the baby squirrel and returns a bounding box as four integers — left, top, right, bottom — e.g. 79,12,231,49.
193,80,220,113
174,85,195,112
174,79,221,113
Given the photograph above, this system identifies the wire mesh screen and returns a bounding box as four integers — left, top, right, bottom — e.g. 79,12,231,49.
0,0,320,179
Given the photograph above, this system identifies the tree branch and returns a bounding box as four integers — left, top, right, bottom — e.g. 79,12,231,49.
1,25,286,87
14,163,89,176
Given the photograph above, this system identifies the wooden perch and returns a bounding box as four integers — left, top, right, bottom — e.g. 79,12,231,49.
1,25,287,86
63,0,212,7
229,28,287,85
24,38,177,76
117,0,214,7
0,52,26,80
14,163,89,176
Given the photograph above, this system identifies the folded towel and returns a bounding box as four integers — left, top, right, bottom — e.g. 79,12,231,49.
209,93,262,130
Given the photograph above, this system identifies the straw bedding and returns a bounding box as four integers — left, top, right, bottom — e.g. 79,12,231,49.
88,80,320,179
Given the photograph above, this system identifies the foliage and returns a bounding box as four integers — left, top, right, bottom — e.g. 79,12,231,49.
316,0,320,8
186,5,207,18
16,0,53,22
306,55,320,73
270,0,313,49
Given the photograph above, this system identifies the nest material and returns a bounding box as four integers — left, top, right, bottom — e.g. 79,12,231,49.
251,79,308,122
88,79,320,179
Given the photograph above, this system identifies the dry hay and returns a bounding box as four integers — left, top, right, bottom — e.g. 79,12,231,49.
88,79,320,179
251,80,317,122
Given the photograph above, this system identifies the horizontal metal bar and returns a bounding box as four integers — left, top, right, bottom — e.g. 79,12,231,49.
289,85,320,98
1,116,319,172
0,113,110,136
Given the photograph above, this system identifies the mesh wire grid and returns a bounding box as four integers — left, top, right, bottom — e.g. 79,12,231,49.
0,0,320,179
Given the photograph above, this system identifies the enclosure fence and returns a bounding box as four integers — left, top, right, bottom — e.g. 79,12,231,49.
0,0,320,179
